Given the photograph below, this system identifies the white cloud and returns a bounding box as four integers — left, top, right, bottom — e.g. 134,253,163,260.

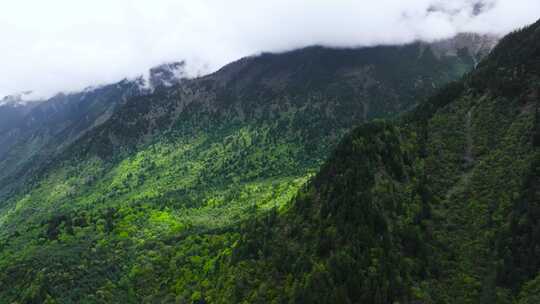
0,0,538,98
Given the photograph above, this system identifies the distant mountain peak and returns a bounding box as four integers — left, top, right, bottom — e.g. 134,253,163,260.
427,32,499,59
137,61,188,91
1,61,190,106
0,91,42,107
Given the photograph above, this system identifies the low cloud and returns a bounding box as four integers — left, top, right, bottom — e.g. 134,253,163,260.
0,0,538,98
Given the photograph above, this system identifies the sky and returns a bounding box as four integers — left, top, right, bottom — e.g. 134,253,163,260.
0,0,538,99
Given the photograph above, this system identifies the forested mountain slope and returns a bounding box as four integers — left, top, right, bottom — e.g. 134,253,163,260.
0,36,493,303
0,62,188,202
0,82,144,201
219,20,540,303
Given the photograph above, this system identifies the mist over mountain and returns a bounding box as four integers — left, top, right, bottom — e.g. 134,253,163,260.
1,0,537,98
0,1,539,303
0,28,496,302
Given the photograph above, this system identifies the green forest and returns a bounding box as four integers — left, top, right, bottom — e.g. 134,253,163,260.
0,16,539,304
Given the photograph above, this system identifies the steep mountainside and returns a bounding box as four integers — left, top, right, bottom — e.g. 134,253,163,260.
213,20,540,303
0,35,494,303
0,81,144,201
0,101,38,136
0,62,187,201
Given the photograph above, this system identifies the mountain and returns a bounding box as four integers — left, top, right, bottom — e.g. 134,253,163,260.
0,92,42,135
0,34,495,303
0,81,143,201
428,32,499,65
0,91,40,106
147,61,188,89
0,62,189,201
214,20,540,303
0,102,37,135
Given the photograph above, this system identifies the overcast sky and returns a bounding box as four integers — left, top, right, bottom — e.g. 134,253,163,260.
0,0,538,98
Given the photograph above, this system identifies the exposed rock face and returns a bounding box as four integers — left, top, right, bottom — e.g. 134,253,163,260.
428,32,500,63
148,61,187,89
0,91,41,107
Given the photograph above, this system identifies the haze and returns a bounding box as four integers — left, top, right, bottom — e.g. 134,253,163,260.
1,0,538,98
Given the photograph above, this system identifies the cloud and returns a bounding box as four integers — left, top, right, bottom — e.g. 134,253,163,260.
0,0,538,98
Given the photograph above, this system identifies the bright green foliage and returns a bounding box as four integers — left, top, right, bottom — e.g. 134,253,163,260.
0,35,496,303
0,123,311,303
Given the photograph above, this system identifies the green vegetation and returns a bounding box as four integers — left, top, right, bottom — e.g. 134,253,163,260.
212,21,540,303
0,124,312,303
0,30,521,303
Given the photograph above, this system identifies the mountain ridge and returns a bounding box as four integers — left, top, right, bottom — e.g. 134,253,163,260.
219,19,540,303
0,31,510,303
